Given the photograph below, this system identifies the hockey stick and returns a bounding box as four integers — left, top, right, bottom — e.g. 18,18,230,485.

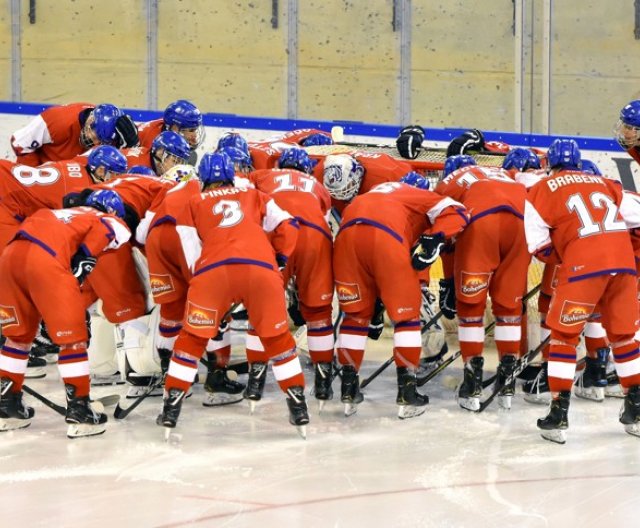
23,385,119,417
416,283,542,388
359,310,444,390
476,335,551,413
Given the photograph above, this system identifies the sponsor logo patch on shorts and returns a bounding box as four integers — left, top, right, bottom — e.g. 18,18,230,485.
336,281,361,304
186,302,217,329
460,271,491,296
559,300,594,326
150,273,175,297
0,304,19,327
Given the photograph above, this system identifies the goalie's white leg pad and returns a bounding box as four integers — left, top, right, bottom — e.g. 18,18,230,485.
397,404,427,420
202,392,244,406
540,429,567,445
25,365,46,379
66,422,106,439
126,383,164,399
0,417,32,431
88,307,119,377
116,309,162,376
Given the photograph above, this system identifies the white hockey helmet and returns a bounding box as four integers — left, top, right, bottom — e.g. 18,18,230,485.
323,154,365,201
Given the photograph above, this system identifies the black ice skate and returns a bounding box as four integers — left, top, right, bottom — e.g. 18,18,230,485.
243,362,268,414
605,368,624,398
25,353,47,379
495,355,517,410
125,372,164,399
396,367,429,419
203,367,245,406
157,348,172,378
340,365,364,417
619,385,640,437
314,362,334,411
537,391,570,444
457,356,484,412
574,348,608,402
0,378,34,431
156,388,187,439
286,386,309,439
65,385,107,438
523,362,551,405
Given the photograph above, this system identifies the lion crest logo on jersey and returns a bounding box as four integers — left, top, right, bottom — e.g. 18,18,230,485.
559,300,595,326
460,271,491,296
186,302,217,329
149,274,175,297
336,281,361,304
0,304,19,327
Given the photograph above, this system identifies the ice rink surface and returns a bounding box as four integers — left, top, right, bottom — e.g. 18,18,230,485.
1,337,639,528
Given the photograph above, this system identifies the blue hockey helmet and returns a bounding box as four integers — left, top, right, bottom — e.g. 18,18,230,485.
399,171,430,190
128,165,156,177
198,151,235,188
502,148,541,172
151,131,191,175
163,99,205,149
615,100,640,149
299,133,333,147
443,154,476,177
86,145,128,182
217,133,249,155
85,189,126,219
219,146,253,174
547,138,581,170
81,104,122,148
278,147,316,174
580,159,602,176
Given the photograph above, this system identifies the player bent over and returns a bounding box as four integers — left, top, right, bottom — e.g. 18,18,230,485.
525,139,640,443
0,191,130,437
157,152,310,437
327,168,468,419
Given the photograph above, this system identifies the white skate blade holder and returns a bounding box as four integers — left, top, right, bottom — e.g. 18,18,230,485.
574,386,605,402
497,395,512,411
344,402,358,417
624,423,640,438
295,424,307,440
524,392,552,406
397,404,427,420
66,402,106,439
0,417,32,432
202,392,244,407
457,396,480,412
540,429,567,445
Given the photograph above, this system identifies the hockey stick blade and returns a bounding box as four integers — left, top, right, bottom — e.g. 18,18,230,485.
417,350,461,387
113,380,163,420
22,384,66,416
476,335,550,413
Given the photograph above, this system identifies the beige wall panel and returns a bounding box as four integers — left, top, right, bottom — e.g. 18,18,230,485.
549,1,640,136
158,1,287,116
298,0,398,123
0,8,11,100
411,0,514,130
20,1,146,106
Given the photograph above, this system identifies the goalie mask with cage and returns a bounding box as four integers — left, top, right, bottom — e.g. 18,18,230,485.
323,154,365,201
164,99,205,149
615,100,640,149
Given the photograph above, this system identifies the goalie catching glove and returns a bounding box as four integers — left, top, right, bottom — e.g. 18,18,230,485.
446,128,485,157
396,125,425,159
71,247,97,285
411,233,445,271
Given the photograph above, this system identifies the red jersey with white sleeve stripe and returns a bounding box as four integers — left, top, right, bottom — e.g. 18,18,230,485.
10,103,94,167
525,170,640,282
136,119,164,150
177,186,299,275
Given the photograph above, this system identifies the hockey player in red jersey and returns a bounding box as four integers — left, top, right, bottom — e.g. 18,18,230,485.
0,145,128,252
0,190,131,437
158,151,310,437
247,147,335,408
10,103,138,167
615,100,640,166
247,128,332,170
137,100,205,154
525,138,640,443
332,178,468,418
435,155,530,411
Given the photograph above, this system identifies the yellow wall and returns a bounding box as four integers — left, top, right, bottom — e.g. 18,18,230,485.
6,1,640,136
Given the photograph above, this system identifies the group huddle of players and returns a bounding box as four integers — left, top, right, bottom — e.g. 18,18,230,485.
2,98,640,443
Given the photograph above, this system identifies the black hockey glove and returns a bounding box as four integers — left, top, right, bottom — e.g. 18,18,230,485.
368,298,385,340
114,114,140,149
439,278,457,320
446,128,485,157
396,125,425,159
63,188,93,208
71,247,97,285
410,233,445,271
286,282,306,327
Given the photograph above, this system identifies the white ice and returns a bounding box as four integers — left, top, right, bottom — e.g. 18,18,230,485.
1,336,639,528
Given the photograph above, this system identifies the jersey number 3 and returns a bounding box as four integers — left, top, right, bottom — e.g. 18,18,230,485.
567,192,626,237
213,200,244,227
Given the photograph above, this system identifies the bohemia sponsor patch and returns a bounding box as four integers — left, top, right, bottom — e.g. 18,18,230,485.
336,281,361,304
185,302,217,329
149,273,175,297
559,300,595,326
460,271,491,296
0,304,19,327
